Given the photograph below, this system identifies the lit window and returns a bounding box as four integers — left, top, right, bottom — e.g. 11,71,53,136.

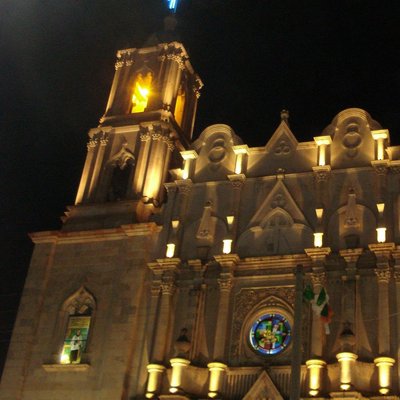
60,315,91,364
59,287,95,365
131,72,152,113
174,86,186,127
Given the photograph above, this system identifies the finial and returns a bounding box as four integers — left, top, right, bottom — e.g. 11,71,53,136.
280,109,289,124
167,0,179,13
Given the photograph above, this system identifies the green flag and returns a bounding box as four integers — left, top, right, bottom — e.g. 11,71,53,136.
316,287,327,306
303,284,314,301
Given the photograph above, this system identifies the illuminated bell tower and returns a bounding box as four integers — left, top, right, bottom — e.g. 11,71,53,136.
66,41,202,229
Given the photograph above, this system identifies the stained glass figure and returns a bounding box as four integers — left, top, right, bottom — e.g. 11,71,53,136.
249,313,291,355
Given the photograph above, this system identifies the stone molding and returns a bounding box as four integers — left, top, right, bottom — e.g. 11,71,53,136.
42,363,90,372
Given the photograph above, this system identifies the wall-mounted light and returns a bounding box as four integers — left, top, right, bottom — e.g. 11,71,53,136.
171,220,180,229
166,243,176,258
226,215,234,226
180,150,198,180
222,239,232,254
232,145,249,175
207,362,227,399
169,358,190,394
314,232,323,248
314,136,332,167
146,364,165,399
376,227,386,243
371,129,389,161
306,359,326,397
374,356,395,395
336,352,358,391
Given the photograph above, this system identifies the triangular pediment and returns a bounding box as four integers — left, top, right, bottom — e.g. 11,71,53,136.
265,120,298,154
248,179,308,228
243,370,284,400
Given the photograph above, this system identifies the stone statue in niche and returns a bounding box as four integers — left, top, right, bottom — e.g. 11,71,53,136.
107,143,135,201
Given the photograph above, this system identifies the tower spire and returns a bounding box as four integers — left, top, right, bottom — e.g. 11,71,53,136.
167,0,179,13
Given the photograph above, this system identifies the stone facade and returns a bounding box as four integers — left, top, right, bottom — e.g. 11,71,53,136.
2,42,400,399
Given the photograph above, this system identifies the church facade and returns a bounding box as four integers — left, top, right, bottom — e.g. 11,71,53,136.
2,41,400,400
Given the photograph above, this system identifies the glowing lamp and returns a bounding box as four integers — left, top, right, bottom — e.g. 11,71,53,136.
207,362,227,399
376,227,386,243
232,145,249,175
146,364,165,398
372,129,389,161
374,356,395,395
314,136,332,166
306,359,326,397
314,232,323,248
226,215,234,226
222,239,232,254
166,243,176,258
169,358,190,394
336,352,358,391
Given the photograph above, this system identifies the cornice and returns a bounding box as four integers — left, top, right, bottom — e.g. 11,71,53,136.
30,222,160,244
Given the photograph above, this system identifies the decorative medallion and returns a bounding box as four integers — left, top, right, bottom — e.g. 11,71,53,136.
249,313,291,355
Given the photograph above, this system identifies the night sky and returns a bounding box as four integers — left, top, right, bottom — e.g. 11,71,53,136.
1,0,400,373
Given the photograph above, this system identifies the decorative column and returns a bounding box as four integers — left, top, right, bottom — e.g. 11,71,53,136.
88,131,109,201
339,248,363,351
369,243,395,395
305,359,326,397
305,247,331,358
369,243,394,356
148,258,180,364
75,134,97,204
212,254,239,362
227,174,245,248
393,248,400,393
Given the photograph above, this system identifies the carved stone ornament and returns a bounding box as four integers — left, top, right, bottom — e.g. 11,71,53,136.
310,272,326,286
218,278,233,292
274,139,291,156
271,193,286,209
394,270,400,283
312,165,331,182
115,50,135,70
160,281,176,296
371,160,389,176
375,268,391,283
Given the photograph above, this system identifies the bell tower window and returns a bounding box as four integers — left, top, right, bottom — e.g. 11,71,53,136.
174,85,186,127
131,72,153,113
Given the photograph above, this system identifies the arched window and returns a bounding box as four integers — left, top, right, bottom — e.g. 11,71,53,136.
174,85,186,127
131,71,153,113
59,287,96,365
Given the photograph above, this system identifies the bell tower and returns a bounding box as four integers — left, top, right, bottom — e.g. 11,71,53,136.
65,41,202,230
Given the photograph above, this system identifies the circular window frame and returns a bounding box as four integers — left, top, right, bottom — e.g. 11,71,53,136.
248,312,292,356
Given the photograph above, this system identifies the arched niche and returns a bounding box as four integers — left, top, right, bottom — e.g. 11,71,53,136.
327,203,376,250
180,216,228,260
105,143,136,201
237,208,313,257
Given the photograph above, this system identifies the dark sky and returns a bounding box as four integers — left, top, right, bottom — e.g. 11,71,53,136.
1,0,400,373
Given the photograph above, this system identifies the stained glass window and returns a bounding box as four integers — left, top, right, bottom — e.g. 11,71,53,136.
60,315,91,364
249,313,291,355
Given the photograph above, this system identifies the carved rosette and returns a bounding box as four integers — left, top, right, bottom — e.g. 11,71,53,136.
375,268,391,283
